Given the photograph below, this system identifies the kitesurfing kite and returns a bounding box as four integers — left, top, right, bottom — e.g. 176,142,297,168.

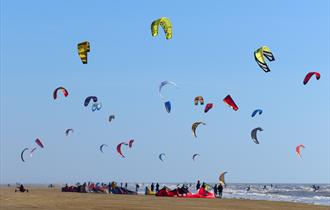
21,148,29,162
84,96,98,107
116,142,128,158
159,153,166,162
159,81,178,99
128,139,134,148
53,87,68,100
223,95,238,111
192,154,200,161
204,103,213,113
30,147,37,157
303,72,321,85
251,127,263,144
92,102,102,111
165,101,171,113
254,46,275,72
77,41,90,64
219,171,228,186
35,138,44,148
109,115,115,122
100,144,108,153
296,144,305,158
65,128,74,136
251,109,263,118
151,17,172,40
192,122,206,138
194,96,204,105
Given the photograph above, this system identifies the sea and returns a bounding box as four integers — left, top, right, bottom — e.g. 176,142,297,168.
138,183,330,206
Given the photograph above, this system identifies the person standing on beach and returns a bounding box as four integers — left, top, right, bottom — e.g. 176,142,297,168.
156,183,160,192
125,183,128,189
151,183,155,192
196,180,201,190
217,183,223,198
135,184,139,193
213,184,218,196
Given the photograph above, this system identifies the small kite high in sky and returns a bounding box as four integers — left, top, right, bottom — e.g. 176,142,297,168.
53,87,68,100
77,41,90,64
151,17,172,40
254,46,275,72
303,72,321,85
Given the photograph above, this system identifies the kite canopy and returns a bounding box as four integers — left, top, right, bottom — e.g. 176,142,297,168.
35,138,44,148
303,72,321,85
223,95,238,111
204,103,213,113
159,81,178,100
194,96,204,105
192,122,206,138
251,109,263,118
296,144,305,158
128,139,134,148
77,41,90,64
109,115,115,122
21,148,29,162
219,172,228,186
159,153,166,161
84,96,98,107
100,144,108,153
53,87,68,100
251,127,263,144
151,17,172,40
192,153,200,161
116,142,128,158
254,46,275,72
65,128,74,136
165,101,171,113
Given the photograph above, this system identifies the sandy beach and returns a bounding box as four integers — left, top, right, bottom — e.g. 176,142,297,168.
0,187,328,210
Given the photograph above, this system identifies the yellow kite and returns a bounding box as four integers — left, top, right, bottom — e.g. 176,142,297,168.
254,46,275,72
77,41,90,64
151,17,172,40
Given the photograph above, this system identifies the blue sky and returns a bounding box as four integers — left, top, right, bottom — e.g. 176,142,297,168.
1,0,329,184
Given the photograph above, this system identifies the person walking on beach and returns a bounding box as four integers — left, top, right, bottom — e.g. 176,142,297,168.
196,180,201,190
151,183,155,192
217,183,223,198
156,183,160,192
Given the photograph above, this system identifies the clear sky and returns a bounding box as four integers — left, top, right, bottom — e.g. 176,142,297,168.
1,0,329,184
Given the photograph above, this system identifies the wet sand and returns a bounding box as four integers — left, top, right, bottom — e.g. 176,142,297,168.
0,187,328,210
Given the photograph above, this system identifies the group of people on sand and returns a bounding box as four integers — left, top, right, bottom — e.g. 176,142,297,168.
195,180,224,198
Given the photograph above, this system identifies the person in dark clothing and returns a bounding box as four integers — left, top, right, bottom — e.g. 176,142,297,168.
217,184,223,198
156,183,160,192
15,184,28,192
246,185,251,192
196,180,201,190
135,184,139,193
108,182,112,193
201,182,206,189
150,183,155,192
125,183,128,189
213,184,218,196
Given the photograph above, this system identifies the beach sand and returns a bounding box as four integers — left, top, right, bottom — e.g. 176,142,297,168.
0,187,328,210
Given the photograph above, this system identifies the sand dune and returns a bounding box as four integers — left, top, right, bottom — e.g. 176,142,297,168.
0,187,328,210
